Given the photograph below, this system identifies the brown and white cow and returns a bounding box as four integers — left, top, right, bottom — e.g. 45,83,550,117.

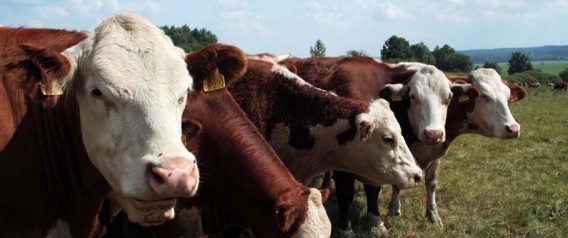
553,81,567,91
0,14,197,236
103,44,332,238
279,57,458,235
228,58,422,190
378,68,526,229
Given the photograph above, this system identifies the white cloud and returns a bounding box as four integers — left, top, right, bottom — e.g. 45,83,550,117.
37,6,69,17
383,2,414,21
213,0,270,35
449,0,466,6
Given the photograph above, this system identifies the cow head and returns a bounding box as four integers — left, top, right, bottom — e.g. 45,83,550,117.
466,68,523,139
63,14,197,225
350,99,423,189
381,63,453,145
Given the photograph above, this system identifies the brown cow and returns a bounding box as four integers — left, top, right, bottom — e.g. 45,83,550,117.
1,14,198,237
103,44,332,238
553,81,567,91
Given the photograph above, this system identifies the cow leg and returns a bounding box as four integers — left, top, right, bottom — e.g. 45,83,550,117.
387,186,401,216
364,184,387,232
425,159,443,227
320,171,333,189
333,171,356,237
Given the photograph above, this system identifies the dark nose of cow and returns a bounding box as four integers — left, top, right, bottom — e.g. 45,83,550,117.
423,129,444,144
147,158,198,198
505,124,521,138
413,173,422,184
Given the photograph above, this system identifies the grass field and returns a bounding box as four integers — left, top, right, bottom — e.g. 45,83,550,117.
323,87,568,237
476,60,568,77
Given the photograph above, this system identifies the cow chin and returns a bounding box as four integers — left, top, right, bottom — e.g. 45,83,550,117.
108,192,178,226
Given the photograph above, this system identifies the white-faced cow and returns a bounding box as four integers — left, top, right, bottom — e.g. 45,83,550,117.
0,14,197,237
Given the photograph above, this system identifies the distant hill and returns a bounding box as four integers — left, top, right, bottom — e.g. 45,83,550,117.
460,45,568,63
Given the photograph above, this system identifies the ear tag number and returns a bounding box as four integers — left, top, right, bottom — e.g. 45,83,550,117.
181,133,187,146
40,81,64,96
203,73,226,92
391,93,403,102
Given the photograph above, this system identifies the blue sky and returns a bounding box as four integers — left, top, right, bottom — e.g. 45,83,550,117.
1,0,567,57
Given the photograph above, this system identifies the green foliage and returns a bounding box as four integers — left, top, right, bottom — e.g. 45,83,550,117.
161,25,217,52
381,35,411,62
508,69,560,84
559,67,568,81
483,60,503,75
433,45,473,72
508,51,533,75
345,49,368,57
325,87,568,237
410,42,436,64
310,39,327,58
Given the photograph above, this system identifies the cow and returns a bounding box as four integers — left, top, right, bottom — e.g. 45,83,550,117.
103,44,332,238
227,58,423,190
370,68,526,231
279,57,466,235
0,14,197,237
528,82,541,88
553,81,567,91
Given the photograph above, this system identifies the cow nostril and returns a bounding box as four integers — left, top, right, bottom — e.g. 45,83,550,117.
413,174,422,183
148,166,165,185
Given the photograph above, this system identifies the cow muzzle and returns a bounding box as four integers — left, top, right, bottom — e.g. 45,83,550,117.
422,129,445,145
504,123,521,139
147,157,199,198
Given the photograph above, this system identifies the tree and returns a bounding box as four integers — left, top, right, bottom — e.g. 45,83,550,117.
482,60,502,75
310,39,327,58
410,42,435,64
380,35,411,62
432,44,455,70
508,51,533,75
431,44,472,72
161,25,218,52
559,68,568,81
346,49,368,57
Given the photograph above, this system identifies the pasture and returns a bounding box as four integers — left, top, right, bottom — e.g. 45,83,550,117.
477,60,568,76
323,87,568,237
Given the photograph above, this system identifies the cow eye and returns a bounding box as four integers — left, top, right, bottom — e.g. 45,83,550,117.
481,94,490,101
410,94,416,100
91,88,102,98
382,136,394,145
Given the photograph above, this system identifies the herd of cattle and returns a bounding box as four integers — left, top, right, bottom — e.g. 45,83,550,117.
0,14,531,238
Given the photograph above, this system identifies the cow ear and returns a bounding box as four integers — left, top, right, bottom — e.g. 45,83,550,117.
389,66,417,84
451,83,479,103
509,85,527,102
274,189,310,233
379,83,407,102
182,119,202,140
185,44,247,92
318,189,330,203
19,44,71,96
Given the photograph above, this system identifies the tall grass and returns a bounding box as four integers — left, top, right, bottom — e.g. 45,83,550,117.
325,87,568,237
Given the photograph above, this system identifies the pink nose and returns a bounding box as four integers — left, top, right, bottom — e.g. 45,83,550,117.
147,158,198,198
423,129,444,144
505,124,521,137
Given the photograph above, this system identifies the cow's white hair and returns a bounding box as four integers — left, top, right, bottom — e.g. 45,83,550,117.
62,13,196,224
467,68,520,138
46,219,71,238
291,188,331,238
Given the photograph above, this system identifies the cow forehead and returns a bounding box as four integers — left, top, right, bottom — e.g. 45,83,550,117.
88,14,190,92
369,99,401,133
407,66,451,96
470,69,510,98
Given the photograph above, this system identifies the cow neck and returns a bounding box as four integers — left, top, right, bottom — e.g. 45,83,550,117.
184,89,309,235
446,98,476,140
389,98,420,145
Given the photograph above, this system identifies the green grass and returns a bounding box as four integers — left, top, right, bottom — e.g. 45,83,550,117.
323,87,568,237
475,60,568,77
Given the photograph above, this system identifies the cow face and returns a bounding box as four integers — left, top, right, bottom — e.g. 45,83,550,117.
65,14,197,225
467,68,521,139
383,63,453,145
351,99,423,189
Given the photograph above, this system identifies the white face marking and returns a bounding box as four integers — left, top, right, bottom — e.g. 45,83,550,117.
291,188,331,238
64,14,197,201
270,99,422,188
467,68,520,138
46,219,71,238
394,62,453,145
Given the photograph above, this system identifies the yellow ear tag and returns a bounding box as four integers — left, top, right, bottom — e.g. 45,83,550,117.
203,73,226,92
458,94,469,102
391,93,403,102
181,133,187,146
40,81,64,96
508,96,517,103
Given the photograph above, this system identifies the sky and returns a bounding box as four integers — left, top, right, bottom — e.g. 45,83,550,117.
1,0,567,57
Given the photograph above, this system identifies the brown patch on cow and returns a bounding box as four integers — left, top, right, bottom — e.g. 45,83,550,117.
229,59,370,150
0,27,109,237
